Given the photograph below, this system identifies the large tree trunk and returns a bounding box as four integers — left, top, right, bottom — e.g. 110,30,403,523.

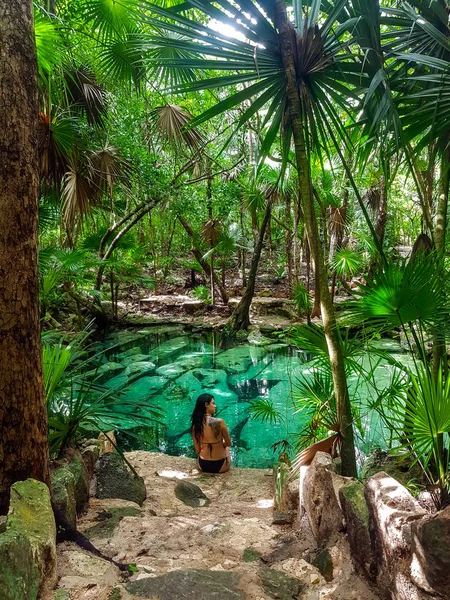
285,193,293,297
274,0,357,477
0,1,50,513
228,200,272,332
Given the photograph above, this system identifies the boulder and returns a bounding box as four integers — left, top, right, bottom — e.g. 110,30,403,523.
125,361,156,377
300,452,349,546
94,453,147,506
81,444,101,480
0,479,57,599
127,569,244,599
362,448,422,488
174,481,210,508
68,449,90,513
247,330,272,346
411,506,450,597
365,472,428,600
51,465,77,527
339,481,375,581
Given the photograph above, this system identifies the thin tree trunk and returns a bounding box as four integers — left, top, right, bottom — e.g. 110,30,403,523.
374,175,388,248
286,193,293,297
228,200,272,332
433,145,450,379
96,197,160,289
178,216,229,304
274,0,357,476
0,0,50,512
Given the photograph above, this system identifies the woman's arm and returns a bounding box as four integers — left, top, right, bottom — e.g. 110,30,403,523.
221,421,231,448
191,428,201,454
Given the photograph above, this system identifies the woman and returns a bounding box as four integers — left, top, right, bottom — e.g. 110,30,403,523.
191,393,231,473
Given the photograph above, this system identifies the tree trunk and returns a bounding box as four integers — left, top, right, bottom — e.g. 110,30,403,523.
285,193,293,297
0,0,50,513
374,175,388,248
274,0,357,477
228,200,272,332
433,145,450,379
178,216,229,304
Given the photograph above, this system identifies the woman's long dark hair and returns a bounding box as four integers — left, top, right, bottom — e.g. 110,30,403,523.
191,393,214,442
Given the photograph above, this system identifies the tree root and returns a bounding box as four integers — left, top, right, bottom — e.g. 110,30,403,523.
53,505,131,574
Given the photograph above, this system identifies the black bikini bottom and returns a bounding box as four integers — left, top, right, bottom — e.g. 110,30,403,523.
198,456,226,473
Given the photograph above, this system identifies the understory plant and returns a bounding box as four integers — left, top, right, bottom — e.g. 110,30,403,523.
43,329,163,458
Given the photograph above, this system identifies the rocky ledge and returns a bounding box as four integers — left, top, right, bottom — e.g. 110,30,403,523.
49,452,380,600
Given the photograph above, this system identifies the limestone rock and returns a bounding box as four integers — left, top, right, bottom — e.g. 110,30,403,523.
52,465,77,527
0,479,57,599
339,481,375,581
124,361,156,377
94,453,147,506
300,452,348,545
81,444,100,480
365,472,428,600
68,449,90,513
312,548,333,582
411,505,450,597
127,569,244,599
174,481,210,508
362,448,422,488
259,566,304,599
247,330,272,345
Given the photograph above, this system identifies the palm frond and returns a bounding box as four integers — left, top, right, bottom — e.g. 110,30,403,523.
147,104,203,149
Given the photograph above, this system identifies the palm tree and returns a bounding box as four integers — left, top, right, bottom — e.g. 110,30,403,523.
135,0,391,475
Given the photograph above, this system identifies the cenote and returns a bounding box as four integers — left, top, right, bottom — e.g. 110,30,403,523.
94,325,412,469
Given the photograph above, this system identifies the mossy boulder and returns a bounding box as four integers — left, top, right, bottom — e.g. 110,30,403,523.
68,450,90,513
361,448,422,488
0,479,57,599
259,567,304,599
51,465,77,527
94,453,147,506
174,481,210,508
339,481,375,581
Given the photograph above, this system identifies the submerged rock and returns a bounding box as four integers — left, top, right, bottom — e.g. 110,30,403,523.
125,361,156,377
94,453,147,506
215,345,267,374
175,481,210,508
127,569,244,599
156,363,187,379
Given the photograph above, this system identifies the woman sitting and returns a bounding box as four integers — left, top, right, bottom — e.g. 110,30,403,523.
191,393,231,473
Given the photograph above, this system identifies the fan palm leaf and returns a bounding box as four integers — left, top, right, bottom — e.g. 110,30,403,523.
65,64,107,126
148,103,203,149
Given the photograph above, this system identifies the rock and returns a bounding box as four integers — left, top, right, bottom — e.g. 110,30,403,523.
51,465,77,527
81,444,100,479
259,566,304,599
247,330,272,345
411,505,450,596
311,548,333,582
54,590,70,600
256,289,273,297
96,362,124,376
174,481,210,508
68,449,90,513
0,479,57,599
242,547,262,562
362,448,422,488
300,452,348,545
94,453,147,506
98,431,117,455
124,361,156,377
339,481,375,581
155,363,187,379
127,569,245,599
215,345,266,374
365,472,428,599
121,353,151,366
84,507,141,540
0,516,6,534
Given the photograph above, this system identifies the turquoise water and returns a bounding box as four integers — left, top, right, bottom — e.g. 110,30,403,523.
94,326,410,469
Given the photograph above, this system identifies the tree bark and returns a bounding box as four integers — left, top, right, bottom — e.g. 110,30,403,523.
433,145,450,379
228,200,272,332
285,193,293,297
0,1,50,513
374,175,388,248
274,0,357,476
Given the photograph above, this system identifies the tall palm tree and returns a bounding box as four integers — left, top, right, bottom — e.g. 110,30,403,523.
135,0,389,475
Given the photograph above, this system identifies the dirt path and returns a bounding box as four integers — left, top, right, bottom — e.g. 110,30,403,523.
53,452,380,600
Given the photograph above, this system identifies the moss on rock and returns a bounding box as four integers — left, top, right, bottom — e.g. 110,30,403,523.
68,450,90,513
84,507,141,539
0,479,57,599
51,465,77,527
